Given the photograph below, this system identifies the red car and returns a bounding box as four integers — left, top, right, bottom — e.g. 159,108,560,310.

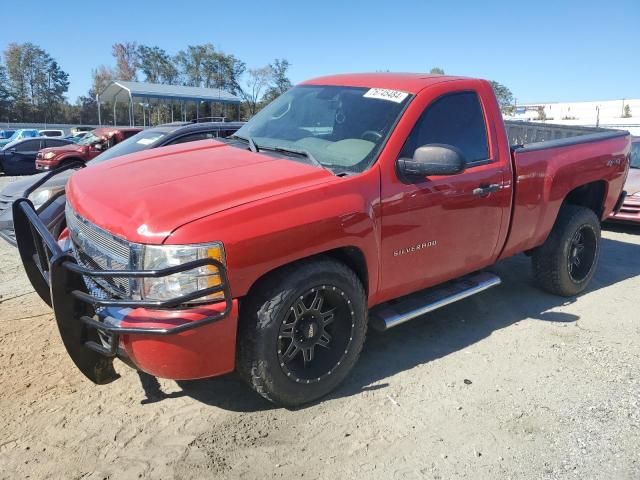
14,73,629,406
35,127,141,171
609,137,640,224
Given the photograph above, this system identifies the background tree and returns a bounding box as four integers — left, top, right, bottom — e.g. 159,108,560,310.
262,58,292,103
3,42,69,122
429,67,445,75
242,66,272,116
175,44,213,87
623,104,632,118
138,45,178,84
0,64,11,121
490,80,514,114
112,42,138,81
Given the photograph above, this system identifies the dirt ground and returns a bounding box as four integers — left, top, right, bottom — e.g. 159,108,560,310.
0,174,639,480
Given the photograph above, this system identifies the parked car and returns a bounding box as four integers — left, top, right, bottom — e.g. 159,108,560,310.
0,121,244,245
35,127,142,171
13,74,629,407
38,129,65,138
609,137,640,224
0,129,16,140
0,137,72,176
0,129,39,147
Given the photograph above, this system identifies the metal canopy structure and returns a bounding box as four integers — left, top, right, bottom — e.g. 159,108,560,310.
97,81,242,126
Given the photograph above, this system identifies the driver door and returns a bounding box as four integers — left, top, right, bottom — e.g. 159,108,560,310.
379,89,510,299
12,139,43,174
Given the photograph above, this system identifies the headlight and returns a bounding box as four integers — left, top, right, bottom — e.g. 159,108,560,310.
140,242,226,304
43,151,56,160
28,186,64,210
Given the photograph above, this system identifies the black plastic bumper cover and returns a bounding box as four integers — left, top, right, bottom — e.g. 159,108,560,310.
13,198,233,384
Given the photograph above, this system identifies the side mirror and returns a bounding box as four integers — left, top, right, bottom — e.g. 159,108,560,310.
397,144,465,181
93,142,103,151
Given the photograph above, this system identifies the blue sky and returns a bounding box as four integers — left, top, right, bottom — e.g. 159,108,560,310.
1,0,638,103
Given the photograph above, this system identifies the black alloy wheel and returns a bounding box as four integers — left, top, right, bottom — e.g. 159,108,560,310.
277,286,355,384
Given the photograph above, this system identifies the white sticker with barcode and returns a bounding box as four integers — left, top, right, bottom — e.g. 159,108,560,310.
363,88,409,103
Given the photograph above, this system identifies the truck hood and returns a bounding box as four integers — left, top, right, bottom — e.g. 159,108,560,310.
40,144,87,157
66,140,335,244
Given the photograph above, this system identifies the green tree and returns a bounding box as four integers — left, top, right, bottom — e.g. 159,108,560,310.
489,80,514,114
0,64,11,121
42,59,70,122
3,42,69,122
262,58,292,103
112,42,138,81
175,44,214,87
429,67,445,75
138,45,178,84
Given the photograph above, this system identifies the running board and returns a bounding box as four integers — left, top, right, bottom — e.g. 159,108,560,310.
370,272,501,331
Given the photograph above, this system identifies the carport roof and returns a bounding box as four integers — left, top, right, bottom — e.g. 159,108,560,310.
98,80,241,104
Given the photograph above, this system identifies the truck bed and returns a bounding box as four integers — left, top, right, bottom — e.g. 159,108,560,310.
505,120,619,147
499,123,630,260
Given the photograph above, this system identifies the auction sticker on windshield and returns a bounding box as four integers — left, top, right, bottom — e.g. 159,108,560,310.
363,88,409,103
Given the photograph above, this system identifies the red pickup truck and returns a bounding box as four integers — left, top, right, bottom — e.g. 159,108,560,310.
14,74,630,407
35,127,141,171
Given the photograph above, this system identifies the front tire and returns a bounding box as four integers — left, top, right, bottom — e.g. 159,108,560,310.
237,258,367,407
532,205,601,296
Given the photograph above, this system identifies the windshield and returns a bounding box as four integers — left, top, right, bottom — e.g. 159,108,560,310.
235,85,411,173
630,142,640,168
77,132,100,146
91,129,167,164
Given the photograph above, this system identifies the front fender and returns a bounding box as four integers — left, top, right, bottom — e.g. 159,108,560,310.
165,170,381,302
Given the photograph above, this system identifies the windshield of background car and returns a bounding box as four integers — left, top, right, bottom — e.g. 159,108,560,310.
90,129,168,164
235,85,411,173
630,142,640,168
77,132,100,146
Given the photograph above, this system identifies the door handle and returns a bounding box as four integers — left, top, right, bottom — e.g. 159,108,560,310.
472,183,501,196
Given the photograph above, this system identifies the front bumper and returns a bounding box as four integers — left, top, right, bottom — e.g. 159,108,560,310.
13,198,237,383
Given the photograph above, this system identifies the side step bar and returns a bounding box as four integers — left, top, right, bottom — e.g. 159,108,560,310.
370,272,501,331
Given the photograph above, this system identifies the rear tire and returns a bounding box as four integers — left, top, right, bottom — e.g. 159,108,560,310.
532,205,601,297
237,258,367,407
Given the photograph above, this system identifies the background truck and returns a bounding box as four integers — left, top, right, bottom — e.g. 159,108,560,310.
14,73,630,407
34,127,141,171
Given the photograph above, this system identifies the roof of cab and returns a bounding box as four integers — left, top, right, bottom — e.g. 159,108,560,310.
301,73,469,94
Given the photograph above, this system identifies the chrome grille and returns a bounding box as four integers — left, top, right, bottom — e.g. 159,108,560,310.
65,206,133,297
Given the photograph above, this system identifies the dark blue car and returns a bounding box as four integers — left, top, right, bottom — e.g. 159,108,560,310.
0,137,73,175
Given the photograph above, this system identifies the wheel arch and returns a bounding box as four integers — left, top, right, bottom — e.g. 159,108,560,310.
242,245,370,304
562,180,607,219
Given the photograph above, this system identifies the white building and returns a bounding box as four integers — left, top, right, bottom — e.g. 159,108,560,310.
509,98,640,136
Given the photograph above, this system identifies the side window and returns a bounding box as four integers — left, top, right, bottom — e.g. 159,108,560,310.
44,139,65,148
15,140,39,152
400,91,489,164
167,132,216,145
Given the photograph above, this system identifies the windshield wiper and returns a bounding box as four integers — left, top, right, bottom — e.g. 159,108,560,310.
230,134,259,153
262,145,333,174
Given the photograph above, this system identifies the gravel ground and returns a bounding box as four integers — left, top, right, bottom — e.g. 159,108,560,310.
0,174,639,479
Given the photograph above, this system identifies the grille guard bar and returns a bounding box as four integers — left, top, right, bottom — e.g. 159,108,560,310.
13,197,233,335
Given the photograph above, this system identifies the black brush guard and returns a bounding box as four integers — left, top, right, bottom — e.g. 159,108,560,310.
12,198,232,384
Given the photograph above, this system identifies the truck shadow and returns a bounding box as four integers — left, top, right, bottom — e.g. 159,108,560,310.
157,235,639,411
